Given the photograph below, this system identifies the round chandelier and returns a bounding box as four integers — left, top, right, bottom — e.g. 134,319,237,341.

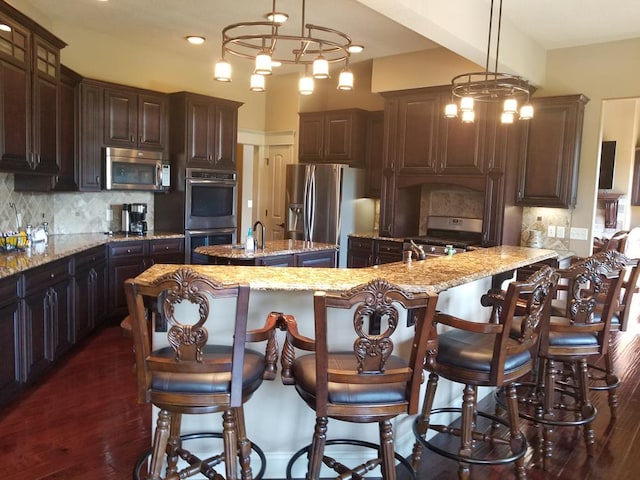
213,0,363,94
445,0,533,124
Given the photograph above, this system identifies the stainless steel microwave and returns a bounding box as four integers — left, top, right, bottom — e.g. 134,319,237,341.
103,147,170,192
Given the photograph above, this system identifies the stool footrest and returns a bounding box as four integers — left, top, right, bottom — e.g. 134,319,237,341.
412,407,527,466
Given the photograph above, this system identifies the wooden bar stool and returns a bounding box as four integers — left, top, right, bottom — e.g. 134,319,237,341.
124,267,280,480
497,251,626,470
412,265,558,480
279,278,439,480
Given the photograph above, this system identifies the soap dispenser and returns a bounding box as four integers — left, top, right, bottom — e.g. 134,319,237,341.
245,228,255,251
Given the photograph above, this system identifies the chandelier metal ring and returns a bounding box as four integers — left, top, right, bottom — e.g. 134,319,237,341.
222,22,352,65
451,72,531,102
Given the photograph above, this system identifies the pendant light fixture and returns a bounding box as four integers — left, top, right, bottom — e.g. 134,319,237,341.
214,0,363,93
445,0,533,124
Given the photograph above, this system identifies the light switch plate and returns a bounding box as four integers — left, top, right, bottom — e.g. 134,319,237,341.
547,225,556,237
570,227,589,240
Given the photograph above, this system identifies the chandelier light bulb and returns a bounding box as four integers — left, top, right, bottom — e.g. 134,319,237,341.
501,112,515,124
503,98,518,114
249,73,265,92
214,58,232,82
461,110,475,123
312,55,330,79
266,12,288,23
255,51,272,75
444,103,458,118
337,68,354,90
460,97,474,112
299,75,314,95
520,104,534,120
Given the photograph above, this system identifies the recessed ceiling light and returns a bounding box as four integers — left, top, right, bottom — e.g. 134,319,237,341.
186,35,206,45
0,24,11,32
348,44,364,54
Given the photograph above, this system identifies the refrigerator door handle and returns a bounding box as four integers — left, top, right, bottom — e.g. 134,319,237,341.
305,165,316,242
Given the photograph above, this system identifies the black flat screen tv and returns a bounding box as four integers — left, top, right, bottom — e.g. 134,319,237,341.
599,141,616,190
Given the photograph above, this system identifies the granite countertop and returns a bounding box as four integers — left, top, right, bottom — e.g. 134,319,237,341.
348,232,405,242
0,231,184,279
195,239,338,259
137,246,558,294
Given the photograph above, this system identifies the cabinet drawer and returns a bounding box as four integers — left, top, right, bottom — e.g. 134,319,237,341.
374,240,403,255
0,275,20,307
74,245,107,270
348,237,373,251
108,240,146,258
149,238,184,255
24,259,71,295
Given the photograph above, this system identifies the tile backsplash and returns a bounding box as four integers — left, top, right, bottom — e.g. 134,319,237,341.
419,185,484,234
0,173,154,234
521,207,571,250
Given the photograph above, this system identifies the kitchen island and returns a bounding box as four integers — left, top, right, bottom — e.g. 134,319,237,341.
195,239,338,267
133,245,556,478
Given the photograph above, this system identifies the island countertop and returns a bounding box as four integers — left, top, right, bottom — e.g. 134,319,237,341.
195,239,338,259
137,245,557,294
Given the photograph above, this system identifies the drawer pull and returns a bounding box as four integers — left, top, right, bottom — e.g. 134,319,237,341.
127,249,132,253
50,273,55,278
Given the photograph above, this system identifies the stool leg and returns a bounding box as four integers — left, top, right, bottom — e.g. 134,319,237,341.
149,409,171,480
603,349,619,418
307,416,328,480
166,413,182,477
458,384,475,480
379,419,396,480
541,358,558,471
504,384,527,480
234,406,254,480
411,372,439,470
223,408,239,480
577,358,595,455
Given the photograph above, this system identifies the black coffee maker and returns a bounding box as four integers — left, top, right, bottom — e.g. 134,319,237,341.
128,203,147,235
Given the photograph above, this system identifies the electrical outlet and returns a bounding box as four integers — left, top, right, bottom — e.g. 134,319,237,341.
547,225,556,238
106,208,112,222
570,227,589,240
247,199,253,208
556,226,566,238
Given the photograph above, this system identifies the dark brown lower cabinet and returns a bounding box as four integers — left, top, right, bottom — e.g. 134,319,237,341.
295,250,337,267
0,275,21,406
22,258,73,383
108,238,185,318
74,245,107,342
347,237,374,268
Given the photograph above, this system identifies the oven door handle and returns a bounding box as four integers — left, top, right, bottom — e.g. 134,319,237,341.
186,178,237,187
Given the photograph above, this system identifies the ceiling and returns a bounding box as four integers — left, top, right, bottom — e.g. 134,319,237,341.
17,0,640,76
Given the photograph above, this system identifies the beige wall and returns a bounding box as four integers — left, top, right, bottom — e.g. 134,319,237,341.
540,39,640,255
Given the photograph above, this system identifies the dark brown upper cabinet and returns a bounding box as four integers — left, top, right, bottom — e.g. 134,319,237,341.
298,109,367,165
381,86,489,176
0,3,65,175
515,94,589,208
104,85,168,151
169,92,242,171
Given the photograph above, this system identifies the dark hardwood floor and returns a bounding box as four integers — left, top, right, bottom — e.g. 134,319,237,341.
1,323,639,479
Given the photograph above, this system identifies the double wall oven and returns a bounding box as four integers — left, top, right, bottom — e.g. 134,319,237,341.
155,168,238,264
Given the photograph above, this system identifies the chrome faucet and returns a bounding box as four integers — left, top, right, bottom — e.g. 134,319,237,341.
253,220,266,250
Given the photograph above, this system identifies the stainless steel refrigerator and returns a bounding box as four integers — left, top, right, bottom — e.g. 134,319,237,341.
285,163,374,267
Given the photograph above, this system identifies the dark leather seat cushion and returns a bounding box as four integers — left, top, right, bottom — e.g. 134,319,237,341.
293,353,408,405
150,345,265,395
547,317,599,348
436,330,530,373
